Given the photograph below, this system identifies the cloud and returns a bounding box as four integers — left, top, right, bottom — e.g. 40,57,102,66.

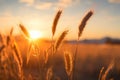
34,2,52,10
108,0,120,3
57,0,73,8
19,0,35,6
18,0,79,10
55,0,79,9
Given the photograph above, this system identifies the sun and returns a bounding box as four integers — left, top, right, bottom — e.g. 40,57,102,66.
29,30,42,40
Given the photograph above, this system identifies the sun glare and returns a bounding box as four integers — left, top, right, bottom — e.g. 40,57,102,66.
29,30,42,40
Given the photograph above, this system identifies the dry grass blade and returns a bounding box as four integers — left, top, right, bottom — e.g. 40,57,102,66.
54,30,68,52
78,10,93,39
52,10,62,36
64,51,73,76
19,24,30,39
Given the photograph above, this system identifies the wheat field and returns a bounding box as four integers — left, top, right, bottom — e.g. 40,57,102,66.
0,10,120,80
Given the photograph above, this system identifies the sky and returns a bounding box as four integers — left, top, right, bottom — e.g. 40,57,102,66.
0,0,120,40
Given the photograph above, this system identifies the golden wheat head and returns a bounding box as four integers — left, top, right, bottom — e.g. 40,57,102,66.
64,51,73,76
19,24,30,39
78,10,93,39
52,10,62,37
54,30,68,52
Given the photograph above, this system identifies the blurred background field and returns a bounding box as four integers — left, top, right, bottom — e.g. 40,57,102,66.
15,36,120,80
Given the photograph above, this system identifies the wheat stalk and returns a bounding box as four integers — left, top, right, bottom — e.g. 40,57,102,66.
46,67,53,80
10,27,13,36
6,36,11,46
98,67,105,80
72,10,94,80
78,10,93,40
19,24,32,64
101,62,114,80
19,24,30,39
7,27,14,46
7,49,23,80
0,34,23,80
54,30,68,52
0,34,3,42
26,42,32,64
0,45,5,52
0,33,5,45
52,10,62,37
12,42,22,67
64,51,73,77
44,50,49,64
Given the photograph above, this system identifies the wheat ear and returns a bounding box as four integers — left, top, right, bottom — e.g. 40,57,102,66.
78,10,93,40
72,10,94,80
52,10,62,37
64,51,73,77
101,62,114,80
54,30,68,52
12,42,22,67
19,24,30,39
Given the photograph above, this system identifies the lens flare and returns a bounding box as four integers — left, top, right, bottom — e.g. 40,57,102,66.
29,30,42,40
